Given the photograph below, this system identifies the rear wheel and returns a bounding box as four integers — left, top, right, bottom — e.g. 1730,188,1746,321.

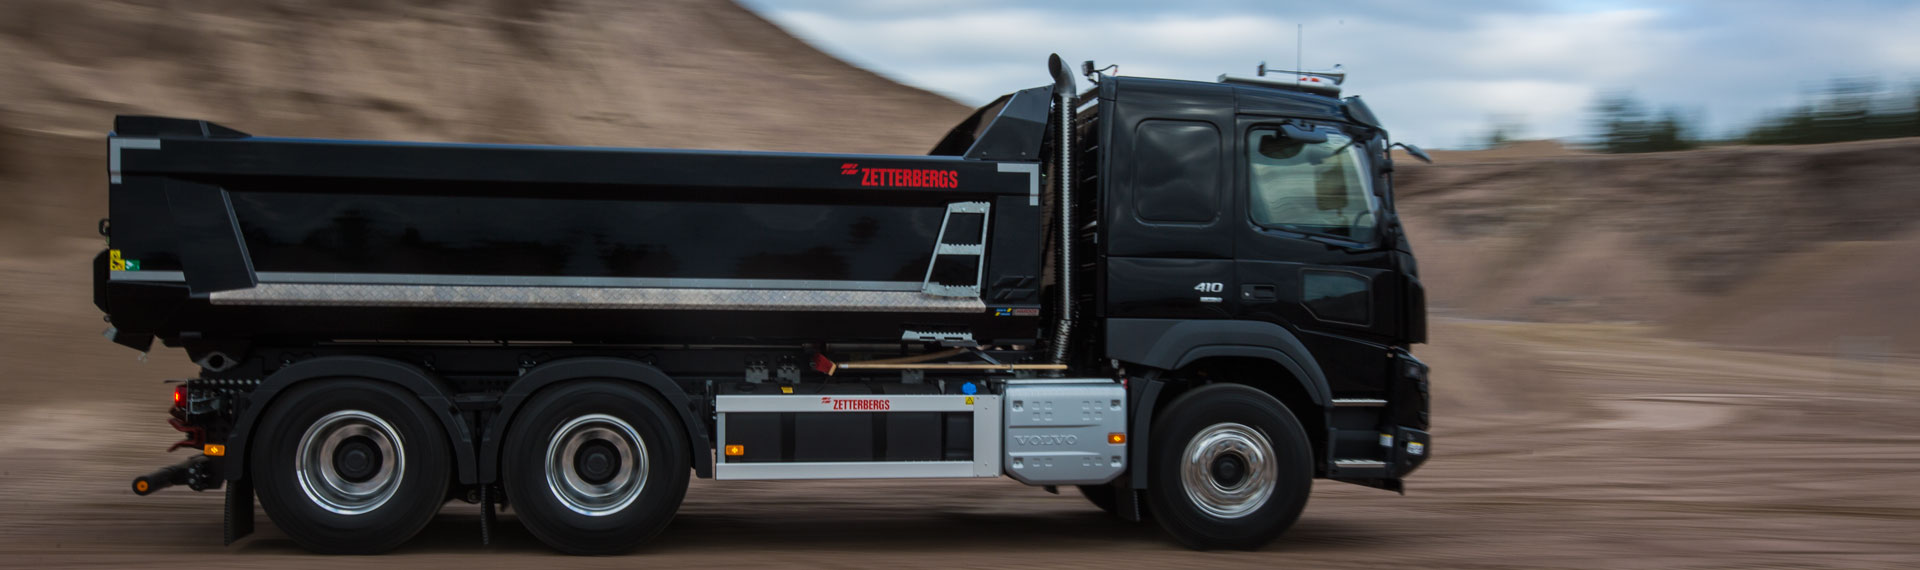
501,381,689,555
251,380,451,554
1146,383,1312,550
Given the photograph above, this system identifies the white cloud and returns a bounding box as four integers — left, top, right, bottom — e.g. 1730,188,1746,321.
750,1,1920,147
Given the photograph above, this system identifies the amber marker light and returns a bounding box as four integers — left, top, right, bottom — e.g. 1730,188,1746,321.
724,445,745,456
203,444,226,456
1108,433,1126,444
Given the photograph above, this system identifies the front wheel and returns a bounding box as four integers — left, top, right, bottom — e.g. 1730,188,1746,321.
1146,384,1313,550
500,381,689,555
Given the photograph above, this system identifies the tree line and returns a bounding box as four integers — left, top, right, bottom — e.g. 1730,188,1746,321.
1490,78,1920,153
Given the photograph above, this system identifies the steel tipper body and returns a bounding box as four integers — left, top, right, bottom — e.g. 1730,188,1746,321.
99,119,1044,349
102,55,1431,555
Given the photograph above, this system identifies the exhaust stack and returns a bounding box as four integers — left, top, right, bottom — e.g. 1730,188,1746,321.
1046,54,1077,366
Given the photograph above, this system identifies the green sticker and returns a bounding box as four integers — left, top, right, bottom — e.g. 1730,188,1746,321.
124,259,141,271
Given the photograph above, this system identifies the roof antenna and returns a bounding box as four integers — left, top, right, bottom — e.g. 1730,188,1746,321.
1296,24,1304,90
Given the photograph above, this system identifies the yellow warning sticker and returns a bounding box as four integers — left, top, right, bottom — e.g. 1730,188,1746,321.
109,249,124,271
965,396,974,405
780,386,794,394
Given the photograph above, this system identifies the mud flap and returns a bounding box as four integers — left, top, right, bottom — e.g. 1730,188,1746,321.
1114,485,1147,522
223,478,253,545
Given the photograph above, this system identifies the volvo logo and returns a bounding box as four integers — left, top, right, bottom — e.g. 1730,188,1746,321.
1013,434,1078,446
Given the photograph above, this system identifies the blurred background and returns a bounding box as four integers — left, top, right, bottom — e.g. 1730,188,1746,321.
0,0,1915,567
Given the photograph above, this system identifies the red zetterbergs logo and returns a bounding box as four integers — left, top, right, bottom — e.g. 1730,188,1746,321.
822,397,891,411
840,163,959,189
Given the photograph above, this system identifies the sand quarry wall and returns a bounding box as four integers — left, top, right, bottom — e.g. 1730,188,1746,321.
0,0,970,248
1396,138,1920,356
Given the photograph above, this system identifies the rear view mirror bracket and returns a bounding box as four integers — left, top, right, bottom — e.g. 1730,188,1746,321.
1280,123,1329,144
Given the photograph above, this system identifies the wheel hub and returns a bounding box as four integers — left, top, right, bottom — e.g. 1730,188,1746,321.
1179,422,1279,519
295,410,405,515
545,414,649,516
1211,453,1247,487
574,440,621,485
334,436,382,482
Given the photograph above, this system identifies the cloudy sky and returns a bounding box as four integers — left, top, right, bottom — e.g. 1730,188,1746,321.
739,0,1920,148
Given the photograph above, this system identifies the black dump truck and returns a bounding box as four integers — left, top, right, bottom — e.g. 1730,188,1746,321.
98,55,1432,554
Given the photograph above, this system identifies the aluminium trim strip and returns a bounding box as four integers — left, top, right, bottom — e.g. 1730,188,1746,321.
832,363,1068,371
111,270,921,292
1332,398,1388,407
1333,459,1388,467
207,283,984,313
109,138,162,184
715,394,981,413
713,461,979,480
997,162,1040,206
934,244,986,255
975,395,1003,476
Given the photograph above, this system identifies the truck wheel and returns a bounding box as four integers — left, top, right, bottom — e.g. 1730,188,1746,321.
500,381,689,555
1146,384,1312,550
251,379,451,554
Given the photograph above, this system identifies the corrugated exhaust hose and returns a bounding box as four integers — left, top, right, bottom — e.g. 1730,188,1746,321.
1047,54,1076,366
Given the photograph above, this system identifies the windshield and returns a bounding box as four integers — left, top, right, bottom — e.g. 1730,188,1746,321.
1248,129,1377,242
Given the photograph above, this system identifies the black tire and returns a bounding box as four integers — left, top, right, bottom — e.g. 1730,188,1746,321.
1146,384,1312,550
500,381,690,555
251,379,451,554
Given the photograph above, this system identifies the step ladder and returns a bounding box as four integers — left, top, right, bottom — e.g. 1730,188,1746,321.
922,201,991,298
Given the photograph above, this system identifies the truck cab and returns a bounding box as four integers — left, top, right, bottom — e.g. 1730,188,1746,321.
1074,73,1431,494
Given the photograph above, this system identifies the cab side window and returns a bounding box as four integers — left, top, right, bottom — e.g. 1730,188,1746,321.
1247,128,1377,242
1133,120,1221,224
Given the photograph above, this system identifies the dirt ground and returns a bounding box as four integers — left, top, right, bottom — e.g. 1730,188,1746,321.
1,240,1917,569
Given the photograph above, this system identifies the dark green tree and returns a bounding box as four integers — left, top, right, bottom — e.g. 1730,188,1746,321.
1589,92,1695,153
1745,77,1920,145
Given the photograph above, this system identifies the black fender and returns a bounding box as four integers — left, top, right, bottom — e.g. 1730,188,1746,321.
1105,318,1331,406
477,357,711,483
1106,318,1331,490
226,356,477,484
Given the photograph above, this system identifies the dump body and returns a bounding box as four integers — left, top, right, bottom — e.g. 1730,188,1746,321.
99,117,1044,348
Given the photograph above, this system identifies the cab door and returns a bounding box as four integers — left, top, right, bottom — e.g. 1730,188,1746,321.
1102,118,1236,320
1232,119,1402,392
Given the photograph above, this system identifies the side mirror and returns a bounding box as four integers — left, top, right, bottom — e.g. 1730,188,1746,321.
1280,123,1329,144
1392,142,1433,164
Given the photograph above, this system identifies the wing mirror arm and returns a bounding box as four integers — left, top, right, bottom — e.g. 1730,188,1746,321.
1391,142,1433,164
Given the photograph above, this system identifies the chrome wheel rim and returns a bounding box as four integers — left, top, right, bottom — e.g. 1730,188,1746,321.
295,410,405,515
545,414,648,516
1180,422,1278,519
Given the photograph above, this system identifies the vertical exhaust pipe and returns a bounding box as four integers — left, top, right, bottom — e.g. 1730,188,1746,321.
1047,54,1077,365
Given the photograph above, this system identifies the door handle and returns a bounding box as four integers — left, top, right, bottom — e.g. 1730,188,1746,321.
1242,284,1277,303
